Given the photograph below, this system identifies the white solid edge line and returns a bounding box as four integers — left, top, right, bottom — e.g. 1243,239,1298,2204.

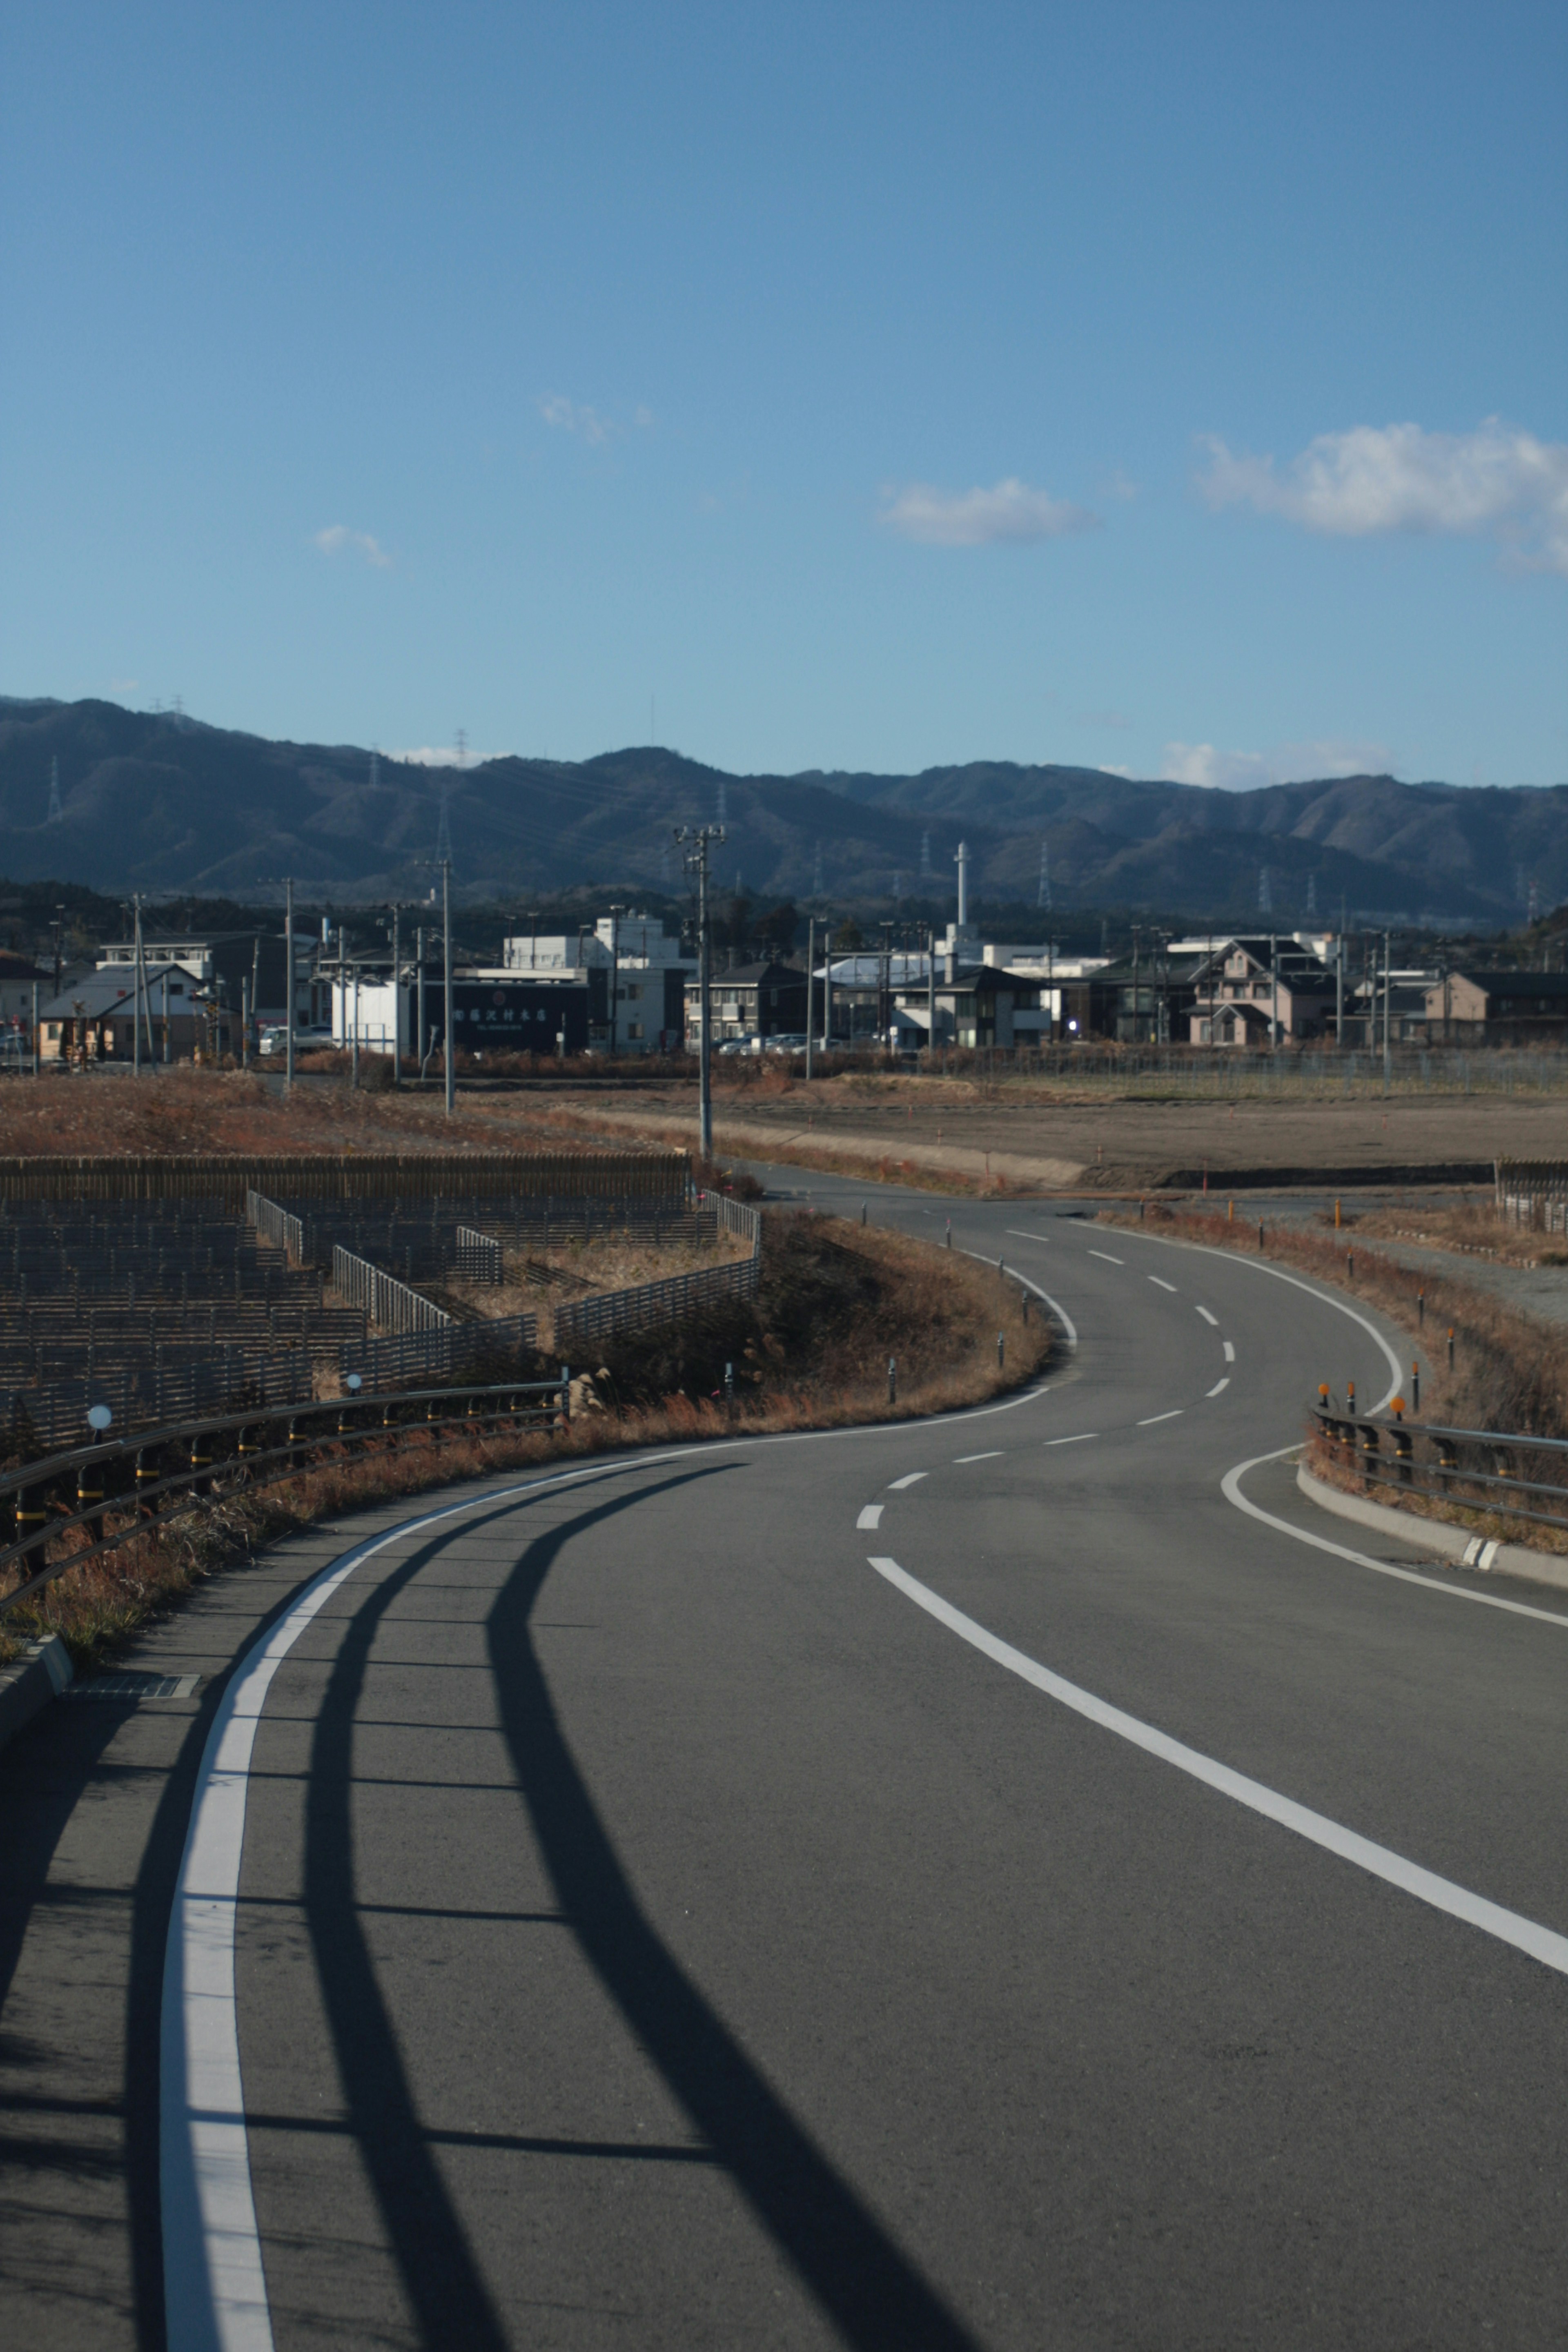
857,1503,885,1528
866,1553,1568,1979
1045,1432,1098,1446
953,1450,1004,1463
888,1472,928,1489
960,1251,1077,1351
1149,1276,1178,1292
159,1343,1079,2345
1196,1306,1219,1327
1222,1447,1568,1632
1138,1410,1183,1426
1208,1378,1231,1397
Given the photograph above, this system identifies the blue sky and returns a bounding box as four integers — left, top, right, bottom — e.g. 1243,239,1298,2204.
3,0,1564,788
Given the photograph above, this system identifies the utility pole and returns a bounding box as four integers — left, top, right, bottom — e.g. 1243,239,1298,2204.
390,904,401,1085
31,980,39,1077
131,894,147,1076
1271,931,1279,1050
1335,925,1344,1048
927,922,936,1060
284,878,296,1091
674,824,724,1157
416,925,427,1073
1131,927,1141,1045
608,903,623,1058
442,859,455,1116
1382,930,1392,1094
823,923,834,1056
805,916,815,1081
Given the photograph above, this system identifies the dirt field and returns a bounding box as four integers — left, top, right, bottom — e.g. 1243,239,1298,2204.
508,1077,1568,1193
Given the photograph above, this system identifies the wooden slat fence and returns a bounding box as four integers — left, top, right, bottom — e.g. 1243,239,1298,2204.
554,1195,761,1352
0,1149,689,1208
332,1246,453,1335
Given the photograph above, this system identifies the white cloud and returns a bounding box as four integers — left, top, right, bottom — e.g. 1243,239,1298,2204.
1161,738,1397,791
1199,419,1568,575
538,392,613,445
634,405,655,430
878,477,1100,546
314,524,392,569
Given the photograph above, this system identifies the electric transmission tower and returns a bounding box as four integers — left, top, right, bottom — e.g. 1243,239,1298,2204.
47,756,63,824
1036,839,1051,912
1258,866,1273,916
920,830,932,880
717,777,728,825
813,840,824,895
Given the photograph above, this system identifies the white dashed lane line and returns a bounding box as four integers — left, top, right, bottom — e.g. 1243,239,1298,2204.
1045,1433,1098,1447
1208,1378,1230,1397
954,1451,1004,1465
1223,1341,1236,1362
1196,1306,1219,1327
1088,1250,1124,1265
888,1472,928,1490
1149,1276,1178,1292
857,1504,885,1530
1138,1410,1184,1426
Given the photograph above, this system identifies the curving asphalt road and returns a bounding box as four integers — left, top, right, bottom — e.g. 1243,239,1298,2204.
6,1174,1568,2350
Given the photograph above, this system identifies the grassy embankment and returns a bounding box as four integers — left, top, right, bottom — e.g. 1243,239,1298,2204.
2,1209,1050,1668
1100,1200,1568,1554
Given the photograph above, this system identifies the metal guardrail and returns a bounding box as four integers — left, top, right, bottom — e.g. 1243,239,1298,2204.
1310,1405,1568,1535
0,1374,572,1620
1494,1157,1568,1235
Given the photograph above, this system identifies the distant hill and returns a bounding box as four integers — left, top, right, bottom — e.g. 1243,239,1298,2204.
0,696,1562,927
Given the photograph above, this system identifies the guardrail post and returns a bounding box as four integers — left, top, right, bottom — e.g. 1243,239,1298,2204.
1359,1421,1380,1486
561,1366,570,1424
887,1356,896,1405
76,1461,105,1544
997,1330,1005,1369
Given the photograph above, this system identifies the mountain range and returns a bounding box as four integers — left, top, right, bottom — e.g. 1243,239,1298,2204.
1,695,1562,927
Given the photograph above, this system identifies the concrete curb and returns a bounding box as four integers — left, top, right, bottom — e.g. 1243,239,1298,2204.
1296,1462,1568,1595
0,1633,74,1757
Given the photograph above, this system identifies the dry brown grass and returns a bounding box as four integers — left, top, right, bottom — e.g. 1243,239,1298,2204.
2,1210,1052,1670
1349,1199,1568,1269
0,1066,571,1158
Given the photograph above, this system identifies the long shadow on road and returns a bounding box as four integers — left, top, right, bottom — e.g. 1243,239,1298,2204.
488,1468,981,2352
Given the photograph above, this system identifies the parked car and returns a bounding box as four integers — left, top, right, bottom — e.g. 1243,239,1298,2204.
764,1033,810,1054
258,1025,335,1055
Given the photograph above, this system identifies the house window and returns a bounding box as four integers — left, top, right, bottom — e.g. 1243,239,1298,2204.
628,1021,644,1040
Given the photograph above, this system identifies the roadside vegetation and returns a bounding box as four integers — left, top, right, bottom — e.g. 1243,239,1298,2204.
1,1210,1051,1670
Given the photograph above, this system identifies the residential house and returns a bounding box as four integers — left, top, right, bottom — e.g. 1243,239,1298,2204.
1423,969,1568,1044
684,960,808,1046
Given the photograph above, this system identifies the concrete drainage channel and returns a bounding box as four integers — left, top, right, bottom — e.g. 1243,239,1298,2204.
0,1638,204,1758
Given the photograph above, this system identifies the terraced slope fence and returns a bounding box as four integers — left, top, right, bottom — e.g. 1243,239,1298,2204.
2,1199,360,1453
1496,1158,1568,1235
1311,1402,1568,1541
0,1374,572,1623
555,1193,761,1351
0,1149,688,1207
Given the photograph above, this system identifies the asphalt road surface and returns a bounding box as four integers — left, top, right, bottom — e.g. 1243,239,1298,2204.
6,1172,1568,2350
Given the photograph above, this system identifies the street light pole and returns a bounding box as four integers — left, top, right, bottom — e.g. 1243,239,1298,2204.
442,859,455,1116
674,824,724,1159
